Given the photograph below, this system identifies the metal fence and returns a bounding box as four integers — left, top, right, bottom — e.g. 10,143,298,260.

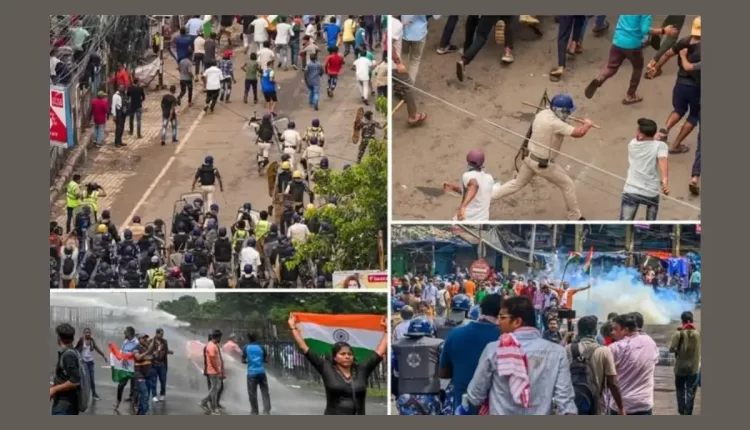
180,317,387,390
49,306,106,376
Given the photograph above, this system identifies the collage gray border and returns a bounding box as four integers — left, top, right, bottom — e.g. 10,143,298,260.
37,0,738,421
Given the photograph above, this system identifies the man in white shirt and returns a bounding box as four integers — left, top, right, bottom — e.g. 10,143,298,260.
256,42,275,71
442,150,501,221
274,17,294,71
620,118,669,221
50,50,61,81
353,51,374,105
240,238,262,275
111,86,127,147
251,17,269,51
193,33,206,78
301,138,325,173
281,122,302,167
202,62,224,113
186,16,204,37
392,16,404,61
192,267,216,289
305,21,317,39
491,94,594,221
287,217,310,245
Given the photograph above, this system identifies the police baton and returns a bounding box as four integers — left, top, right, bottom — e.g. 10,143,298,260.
521,102,601,129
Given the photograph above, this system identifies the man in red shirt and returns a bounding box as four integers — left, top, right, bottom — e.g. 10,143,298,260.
110,64,131,90
323,46,344,98
90,91,109,147
521,280,537,302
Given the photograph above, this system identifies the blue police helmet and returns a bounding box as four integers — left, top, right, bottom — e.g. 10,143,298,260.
451,294,472,312
468,305,481,321
246,237,256,247
183,252,194,263
206,219,217,229
123,229,133,240
550,93,576,112
205,155,214,165
218,226,227,237
405,317,435,338
243,264,253,274
392,299,405,312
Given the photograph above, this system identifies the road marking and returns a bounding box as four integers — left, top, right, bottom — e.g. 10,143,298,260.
119,111,205,234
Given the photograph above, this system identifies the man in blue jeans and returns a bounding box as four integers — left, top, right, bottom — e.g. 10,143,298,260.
620,118,669,221
690,126,701,195
132,333,157,415
242,332,272,415
127,78,146,139
304,53,324,111
151,328,173,403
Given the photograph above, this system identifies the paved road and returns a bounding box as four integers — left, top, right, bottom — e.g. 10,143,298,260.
392,15,701,221
53,40,383,236
79,362,387,415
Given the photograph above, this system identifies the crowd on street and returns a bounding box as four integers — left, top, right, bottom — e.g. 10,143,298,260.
390,271,701,415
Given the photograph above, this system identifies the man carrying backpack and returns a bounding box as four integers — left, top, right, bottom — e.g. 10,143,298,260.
565,316,624,415
669,311,701,415
51,323,91,415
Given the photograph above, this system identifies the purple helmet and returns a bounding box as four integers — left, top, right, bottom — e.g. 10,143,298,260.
466,150,485,168
312,119,320,127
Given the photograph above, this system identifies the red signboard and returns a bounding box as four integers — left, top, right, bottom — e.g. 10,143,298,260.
50,85,71,148
696,224,701,234
470,259,490,281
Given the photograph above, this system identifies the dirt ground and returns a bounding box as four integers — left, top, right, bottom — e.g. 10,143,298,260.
392,15,701,221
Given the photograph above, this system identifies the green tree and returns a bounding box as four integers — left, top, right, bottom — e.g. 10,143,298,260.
156,293,387,323
288,137,388,273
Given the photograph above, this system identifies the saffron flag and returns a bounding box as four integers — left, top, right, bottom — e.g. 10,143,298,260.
108,343,135,383
291,312,383,363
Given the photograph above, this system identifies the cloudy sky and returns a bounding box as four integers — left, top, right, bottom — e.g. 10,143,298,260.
50,291,216,309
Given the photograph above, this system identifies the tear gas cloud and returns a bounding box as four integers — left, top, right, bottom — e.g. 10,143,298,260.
546,262,695,325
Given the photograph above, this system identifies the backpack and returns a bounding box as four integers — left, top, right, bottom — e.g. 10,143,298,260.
59,348,92,413
570,342,600,415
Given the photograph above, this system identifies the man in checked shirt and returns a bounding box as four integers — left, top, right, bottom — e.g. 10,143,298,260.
218,50,237,103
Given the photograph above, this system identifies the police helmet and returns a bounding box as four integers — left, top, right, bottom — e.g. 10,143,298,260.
218,226,227,237
281,161,291,170
293,170,303,179
246,237,257,247
468,305,481,321
123,229,133,240
451,294,472,312
205,155,214,165
406,317,435,338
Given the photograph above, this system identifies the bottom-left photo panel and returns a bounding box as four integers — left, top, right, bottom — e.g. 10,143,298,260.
50,291,389,416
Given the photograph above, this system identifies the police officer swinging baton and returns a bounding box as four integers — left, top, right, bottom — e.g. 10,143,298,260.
521,101,601,129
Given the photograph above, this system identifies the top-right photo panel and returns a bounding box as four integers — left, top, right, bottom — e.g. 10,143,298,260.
390,15,701,222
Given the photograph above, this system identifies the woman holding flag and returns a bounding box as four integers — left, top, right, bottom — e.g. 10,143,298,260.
288,312,388,415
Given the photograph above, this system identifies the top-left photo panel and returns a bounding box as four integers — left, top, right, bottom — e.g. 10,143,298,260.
50,15,390,290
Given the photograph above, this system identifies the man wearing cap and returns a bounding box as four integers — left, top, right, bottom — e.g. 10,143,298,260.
132,332,157,415
393,305,415,341
491,95,595,221
651,16,702,155
443,149,501,222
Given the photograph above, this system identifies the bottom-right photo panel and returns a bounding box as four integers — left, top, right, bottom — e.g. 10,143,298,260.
389,223,701,416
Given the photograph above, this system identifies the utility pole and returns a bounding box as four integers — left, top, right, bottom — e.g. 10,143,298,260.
552,224,558,248
626,225,634,266
574,225,583,253
528,225,537,274
672,224,682,256
478,224,484,259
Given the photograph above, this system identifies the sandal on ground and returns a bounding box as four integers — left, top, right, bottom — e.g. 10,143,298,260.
689,182,700,196
408,112,428,126
549,67,563,82
622,95,644,105
456,61,466,82
584,79,600,99
669,144,691,154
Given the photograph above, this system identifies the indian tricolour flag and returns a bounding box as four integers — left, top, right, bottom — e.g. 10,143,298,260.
264,15,279,30
292,313,383,363
567,247,594,274
109,343,135,383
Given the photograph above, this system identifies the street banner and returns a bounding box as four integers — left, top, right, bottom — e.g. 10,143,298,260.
50,85,73,148
332,271,387,289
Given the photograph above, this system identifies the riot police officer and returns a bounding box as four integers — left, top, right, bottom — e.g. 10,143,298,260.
392,318,444,415
192,155,224,207
435,293,472,339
